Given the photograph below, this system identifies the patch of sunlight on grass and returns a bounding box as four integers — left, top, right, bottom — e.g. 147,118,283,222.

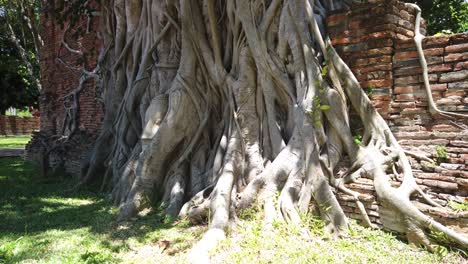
0,136,31,149
37,197,95,206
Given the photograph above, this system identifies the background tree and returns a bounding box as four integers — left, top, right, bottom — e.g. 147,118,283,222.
0,0,41,114
405,0,468,35
46,0,467,260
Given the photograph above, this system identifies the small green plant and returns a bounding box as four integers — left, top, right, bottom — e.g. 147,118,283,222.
435,145,448,163
353,134,362,145
433,30,454,37
448,200,468,212
321,65,328,77
0,243,14,263
80,250,114,264
365,84,375,96
0,238,22,264
239,207,258,221
305,96,330,127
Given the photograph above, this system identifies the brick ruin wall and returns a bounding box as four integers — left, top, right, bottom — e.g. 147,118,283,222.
25,10,103,176
327,0,468,232
0,116,39,136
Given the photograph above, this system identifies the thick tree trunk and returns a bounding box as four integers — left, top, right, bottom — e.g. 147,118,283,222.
81,0,467,258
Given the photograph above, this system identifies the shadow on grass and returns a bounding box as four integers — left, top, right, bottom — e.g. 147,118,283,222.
0,157,178,242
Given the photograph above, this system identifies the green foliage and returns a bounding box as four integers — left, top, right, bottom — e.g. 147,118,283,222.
448,200,468,212
321,65,328,77
80,250,115,264
428,227,467,259
239,207,258,221
305,96,330,127
405,0,468,35
5,109,32,117
365,84,375,96
0,0,40,113
47,0,102,33
435,145,448,163
353,134,363,145
0,238,21,264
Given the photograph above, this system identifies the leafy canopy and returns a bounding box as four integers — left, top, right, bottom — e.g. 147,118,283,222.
406,0,468,35
0,0,40,114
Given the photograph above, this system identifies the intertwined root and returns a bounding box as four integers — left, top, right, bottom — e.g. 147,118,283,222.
79,0,467,259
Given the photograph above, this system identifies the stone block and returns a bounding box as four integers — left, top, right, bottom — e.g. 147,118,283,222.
454,61,468,71
421,179,458,190
439,70,468,83
445,52,468,62
436,96,463,105
446,43,468,53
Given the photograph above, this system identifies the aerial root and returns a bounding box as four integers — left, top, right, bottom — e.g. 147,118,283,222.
405,217,435,252
406,3,468,120
334,179,376,229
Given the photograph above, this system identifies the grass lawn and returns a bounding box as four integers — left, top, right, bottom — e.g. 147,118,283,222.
0,157,466,263
0,136,31,149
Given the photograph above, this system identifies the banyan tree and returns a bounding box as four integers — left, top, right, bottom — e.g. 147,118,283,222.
59,0,468,258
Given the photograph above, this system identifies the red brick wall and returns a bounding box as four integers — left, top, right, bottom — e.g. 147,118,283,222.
26,5,103,176
327,0,468,231
39,9,103,136
0,116,40,135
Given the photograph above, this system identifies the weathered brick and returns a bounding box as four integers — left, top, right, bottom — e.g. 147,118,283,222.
454,61,468,71
428,64,452,73
394,85,419,94
430,83,448,91
395,94,415,101
414,172,456,183
423,36,450,47
421,180,458,190
448,81,468,90
394,51,417,60
445,52,468,62
394,66,422,76
439,70,468,83
446,43,468,53
445,90,466,97
457,179,468,188
436,96,463,105
394,75,420,85
395,39,414,49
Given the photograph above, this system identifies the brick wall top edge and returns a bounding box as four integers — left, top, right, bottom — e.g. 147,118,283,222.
327,0,425,26
396,33,468,45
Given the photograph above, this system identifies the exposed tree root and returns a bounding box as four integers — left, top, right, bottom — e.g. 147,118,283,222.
76,0,468,260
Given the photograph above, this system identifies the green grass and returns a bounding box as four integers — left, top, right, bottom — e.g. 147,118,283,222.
0,136,31,149
0,157,204,264
0,157,466,263
214,210,466,264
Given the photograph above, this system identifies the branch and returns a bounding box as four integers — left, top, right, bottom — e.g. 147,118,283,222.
6,20,42,91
